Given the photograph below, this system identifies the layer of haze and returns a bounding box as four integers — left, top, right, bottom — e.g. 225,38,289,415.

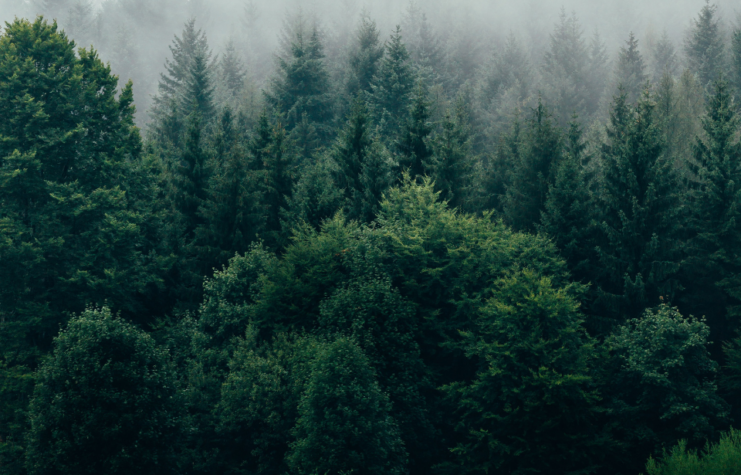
1,0,738,121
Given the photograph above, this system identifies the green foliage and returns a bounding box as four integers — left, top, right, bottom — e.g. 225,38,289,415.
644,429,741,475
26,307,181,475
347,12,385,96
0,18,161,465
369,25,415,139
265,22,333,140
606,304,729,473
685,1,726,89
682,78,741,336
595,89,681,321
615,32,648,104
397,82,433,179
287,337,408,475
443,270,602,475
503,98,563,233
428,103,474,210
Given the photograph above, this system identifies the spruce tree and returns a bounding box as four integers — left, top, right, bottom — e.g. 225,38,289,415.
541,10,590,123
157,19,210,105
685,1,726,89
596,89,681,322
397,82,433,179
538,116,595,283
732,28,741,99
503,98,563,233
651,30,678,82
347,12,384,96
586,30,610,113
683,78,741,336
265,21,333,140
615,32,648,104
428,104,473,210
218,40,246,99
258,118,295,249
181,46,215,120
369,25,415,139
287,337,408,475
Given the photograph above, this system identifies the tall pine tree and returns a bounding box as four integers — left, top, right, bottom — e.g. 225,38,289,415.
685,1,726,89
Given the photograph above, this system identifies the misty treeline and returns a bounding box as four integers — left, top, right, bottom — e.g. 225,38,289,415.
6,0,741,474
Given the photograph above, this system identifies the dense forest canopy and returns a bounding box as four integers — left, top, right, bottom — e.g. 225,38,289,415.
4,0,741,474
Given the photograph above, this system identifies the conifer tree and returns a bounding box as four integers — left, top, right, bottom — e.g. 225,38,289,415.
258,118,295,249
539,116,595,283
651,30,678,82
332,99,392,222
428,104,473,210
596,89,681,322
685,1,726,89
615,32,648,104
732,28,741,98
181,46,215,120
586,30,610,113
218,40,246,99
287,337,408,475
683,78,741,334
170,113,209,242
503,99,563,233
284,155,344,230
541,10,590,123
265,21,333,140
369,26,415,139
347,12,384,96
157,19,210,105
397,82,433,179
196,108,263,271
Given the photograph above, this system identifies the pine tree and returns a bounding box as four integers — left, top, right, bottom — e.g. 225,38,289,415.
284,154,344,230
369,25,415,139
157,19,210,104
287,337,408,475
732,28,741,99
685,1,726,89
265,21,333,140
218,40,247,100
586,30,610,113
196,108,263,271
347,11,384,96
259,118,295,249
538,115,595,283
541,10,590,123
596,89,681,322
428,103,473,210
396,82,433,179
615,32,648,104
332,99,392,222
503,98,563,233
651,30,678,82
683,78,741,336
25,308,181,475
181,46,215,120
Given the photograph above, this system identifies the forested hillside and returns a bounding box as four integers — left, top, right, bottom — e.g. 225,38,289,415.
3,1,741,474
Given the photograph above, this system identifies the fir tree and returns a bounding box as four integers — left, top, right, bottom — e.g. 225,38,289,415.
259,118,295,249
732,27,741,99
651,30,678,82
397,82,433,179
503,98,563,233
218,40,247,100
181,46,215,120
596,89,681,322
347,11,384,97
157,19,210,104
369,25,415,139
265,21,333,140
538,115,595,283
685,1,726,89
428,103,473,210
683,78,741,336
615,32,648,104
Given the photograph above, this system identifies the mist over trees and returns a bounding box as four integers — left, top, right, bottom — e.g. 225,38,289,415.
5,0,741,474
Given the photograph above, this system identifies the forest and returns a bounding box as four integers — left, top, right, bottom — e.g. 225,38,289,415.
3,0,741,473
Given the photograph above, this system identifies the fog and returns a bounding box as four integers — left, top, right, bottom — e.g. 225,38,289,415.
1,0,739,123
